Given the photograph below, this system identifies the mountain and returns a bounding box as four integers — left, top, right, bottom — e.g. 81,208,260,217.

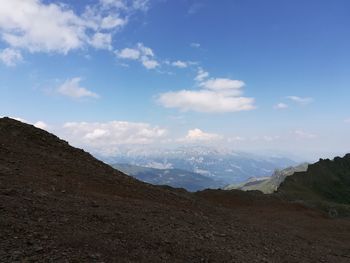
278,155,350,216
112,163,223,191
102,146,297,185
1,117,350,262
225,163,309,194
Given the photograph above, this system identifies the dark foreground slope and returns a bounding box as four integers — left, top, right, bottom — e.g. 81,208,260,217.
1,118,350,262
278,155,350,216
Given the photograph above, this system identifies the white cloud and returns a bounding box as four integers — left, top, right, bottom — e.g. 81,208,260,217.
116,48,140,59
100,0,126,8
200,78,245,91
158,69,255,113
89,32,112,50
158,89,255,113
345,119,350,123
61,121,167,155
179,128,222,143
141,57,159,69
172,60,188,68
287,96,314,105
34,121,48,130
0,0,145,55
190,43,200,48
57,78,99,99
116,43,159,69
274,103,288,110
100,15,126,29
195,68,209,82
0,48,23,66
294,130,317,139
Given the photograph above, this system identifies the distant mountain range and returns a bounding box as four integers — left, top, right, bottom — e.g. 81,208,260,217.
112,163,223,192
224,163,309,194
103,146,297,185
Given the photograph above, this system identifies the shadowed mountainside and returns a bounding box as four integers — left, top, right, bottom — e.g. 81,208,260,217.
278,155,350,216
1,117,350,262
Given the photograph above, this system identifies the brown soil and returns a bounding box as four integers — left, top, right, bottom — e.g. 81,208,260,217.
0,117,350,262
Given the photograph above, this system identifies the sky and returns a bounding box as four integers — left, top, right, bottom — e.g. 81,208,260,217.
0,0,350,160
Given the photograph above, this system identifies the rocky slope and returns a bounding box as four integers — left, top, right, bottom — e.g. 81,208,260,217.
1,117,350,262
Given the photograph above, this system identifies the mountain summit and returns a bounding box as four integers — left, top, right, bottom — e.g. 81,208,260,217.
1,117,350,262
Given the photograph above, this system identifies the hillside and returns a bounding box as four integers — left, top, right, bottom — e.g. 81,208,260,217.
1,117,350,262
225,163,308,194
278,155,350,216
113,163,223,191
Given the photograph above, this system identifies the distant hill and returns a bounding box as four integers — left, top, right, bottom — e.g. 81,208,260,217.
112,163,224,191
225,163,308,194
103,146,297,185
278,155,350,216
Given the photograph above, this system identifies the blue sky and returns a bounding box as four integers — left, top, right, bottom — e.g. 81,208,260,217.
0,0,349,160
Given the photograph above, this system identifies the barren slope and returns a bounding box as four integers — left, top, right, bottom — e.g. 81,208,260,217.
1,117,350,262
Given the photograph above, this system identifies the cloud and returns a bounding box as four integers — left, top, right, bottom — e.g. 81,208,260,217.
61,120,167,155
179,128,222,143
158,69,255,113
116,48,140,59
0,0,146,54
141,57,160,69
89,33,112,50
345,119,350,123
274,103,288,110
294,130,317,139
287,96,314,105
0,48,23,66
200,78,245,91
57,78,99,99
34,121,48,130
172,60,188,68
194,68,209,82
190,43,200,48
116,43,159,69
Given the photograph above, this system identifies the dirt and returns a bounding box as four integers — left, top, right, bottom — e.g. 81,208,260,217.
0,117,350,262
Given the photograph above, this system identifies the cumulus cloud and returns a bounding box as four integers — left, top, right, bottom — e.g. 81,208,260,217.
0,0,147,55
158,69,255,113
0,48,23,66
172,60,188,68
89,32,112,50
57,78,99,99
61,121,167,155
117,48,140,59
116,43,159,69
287,96,314,105
179,128,222,143
274,103,288,110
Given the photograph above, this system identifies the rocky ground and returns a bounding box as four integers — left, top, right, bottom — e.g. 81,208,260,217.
1,117,350,262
